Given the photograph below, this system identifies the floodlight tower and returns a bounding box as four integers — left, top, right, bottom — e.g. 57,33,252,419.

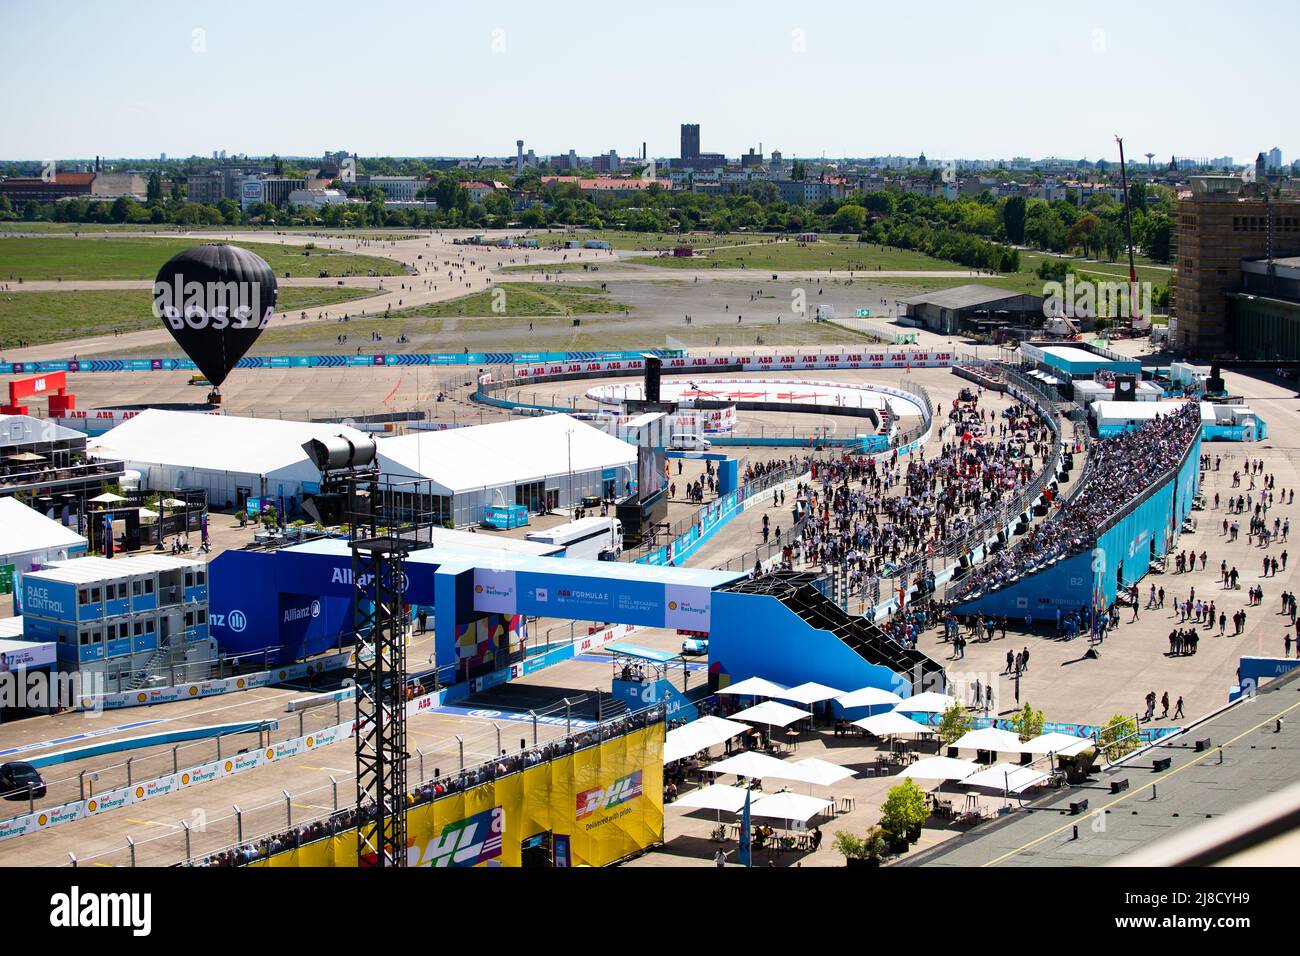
303,434,412,867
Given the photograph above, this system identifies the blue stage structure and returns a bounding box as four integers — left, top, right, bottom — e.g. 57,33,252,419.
208,544,946,698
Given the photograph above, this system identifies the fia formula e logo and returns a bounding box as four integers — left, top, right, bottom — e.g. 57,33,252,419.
419,806,504,867
576,771,643,820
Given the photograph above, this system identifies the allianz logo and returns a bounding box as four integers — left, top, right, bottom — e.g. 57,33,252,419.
331,567,409,591
283,600,322,624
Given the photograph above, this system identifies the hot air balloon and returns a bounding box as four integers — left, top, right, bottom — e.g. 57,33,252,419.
152,244,278,402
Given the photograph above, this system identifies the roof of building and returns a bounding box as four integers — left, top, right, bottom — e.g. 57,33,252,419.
0,498,86,561
901,667,1300,868
26,552,204,586
899,284,1041,310
87,409,373,478
0,173,97,187
0,414,86,449
377,413,637,496
541,176,670,191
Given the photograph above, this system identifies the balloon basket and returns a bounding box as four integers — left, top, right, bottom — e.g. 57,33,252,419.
207,388,223,406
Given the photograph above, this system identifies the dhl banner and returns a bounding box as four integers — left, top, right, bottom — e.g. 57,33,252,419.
254,722,665,868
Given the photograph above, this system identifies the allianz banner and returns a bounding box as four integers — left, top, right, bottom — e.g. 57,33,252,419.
254,722,664,868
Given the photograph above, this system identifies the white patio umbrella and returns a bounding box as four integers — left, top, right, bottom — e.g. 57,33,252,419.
853,711,932,737
777,681,846,706
892,692,959,714
704,751,820,785
673,783,751,813
729,700,812,728
663,716,752,764
898,756,980,782
749,792,833,824
950,727,1027,755
1021,732,1094,756
835,686,904,709
160,497,188,509
793,757,857,787
89,492,127,504
716,676,789,698
962,763,1050,796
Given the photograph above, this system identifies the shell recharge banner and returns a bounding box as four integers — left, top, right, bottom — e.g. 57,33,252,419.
252,723,664,868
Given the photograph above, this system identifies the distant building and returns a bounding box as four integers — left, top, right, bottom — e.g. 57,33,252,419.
364,175,420,202
185,173,225,204
898,284,1046,336
1230,256,1300,360
540,176,669,197
1268,147,1283,171
1172,175,1300,354
89,173,147,200
0,172,96,204
741,147,763,169
287,188,350,209
591,150,620,173
681,123,700,160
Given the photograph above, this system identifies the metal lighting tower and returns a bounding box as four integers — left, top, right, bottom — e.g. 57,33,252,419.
351,528,412,867
303,434,422,868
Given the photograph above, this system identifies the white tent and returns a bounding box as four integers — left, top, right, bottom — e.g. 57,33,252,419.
793,757,857,787
717,676,789,698
663,716,752,764
899,756,980,782
852,712,933,737
835,686,903,709
0,498,87,574
1022,732,1094,756
950,727,1027,754
962,763,1051,794
893,692,959,714
672,784,752,813
729,700,812,728
778,681,846,705
704,752,819,784
749,792,834,823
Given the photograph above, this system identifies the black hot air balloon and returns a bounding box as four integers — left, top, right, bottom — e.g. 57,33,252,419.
152,244,278,393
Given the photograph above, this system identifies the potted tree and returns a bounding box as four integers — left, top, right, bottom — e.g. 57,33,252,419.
880,778,929,847
832,830,867,867
1058,747,1098,784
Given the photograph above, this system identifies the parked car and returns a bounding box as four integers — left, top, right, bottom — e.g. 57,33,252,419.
0,762,46,800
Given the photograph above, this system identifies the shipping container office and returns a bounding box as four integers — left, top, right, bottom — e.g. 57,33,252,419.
21,554,210,674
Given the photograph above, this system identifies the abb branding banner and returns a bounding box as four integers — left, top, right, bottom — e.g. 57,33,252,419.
513,352,953,379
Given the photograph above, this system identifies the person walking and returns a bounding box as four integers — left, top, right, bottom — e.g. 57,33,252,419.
1160,692,1170,719
1173,696,1185,720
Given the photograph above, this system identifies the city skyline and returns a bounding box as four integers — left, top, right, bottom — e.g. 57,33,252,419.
2,0,1296,163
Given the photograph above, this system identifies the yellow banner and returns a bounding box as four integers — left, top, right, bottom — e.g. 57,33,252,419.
251,722,663,868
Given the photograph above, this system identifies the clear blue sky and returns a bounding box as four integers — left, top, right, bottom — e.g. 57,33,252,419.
2,0,1295,164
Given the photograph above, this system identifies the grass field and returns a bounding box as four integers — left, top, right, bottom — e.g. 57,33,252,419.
0,236,408,280
0,286,378,348
381,283,628,319
521,229,765,252
195,311,877,356
626,237,974,273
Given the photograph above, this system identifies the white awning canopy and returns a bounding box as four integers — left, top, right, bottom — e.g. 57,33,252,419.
671,784,752,813
704,752,819,784
835,686,904,709
729,700,813,728
962,763,1051,794
892,692,959,714
950,727,1027,753
749,792,834,823
777,681,846,705
852,712,933,737
1021,732,1094,756
899,756,981,782
716,676,789,698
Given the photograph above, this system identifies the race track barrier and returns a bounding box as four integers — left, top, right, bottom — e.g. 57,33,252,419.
75,649,356,712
